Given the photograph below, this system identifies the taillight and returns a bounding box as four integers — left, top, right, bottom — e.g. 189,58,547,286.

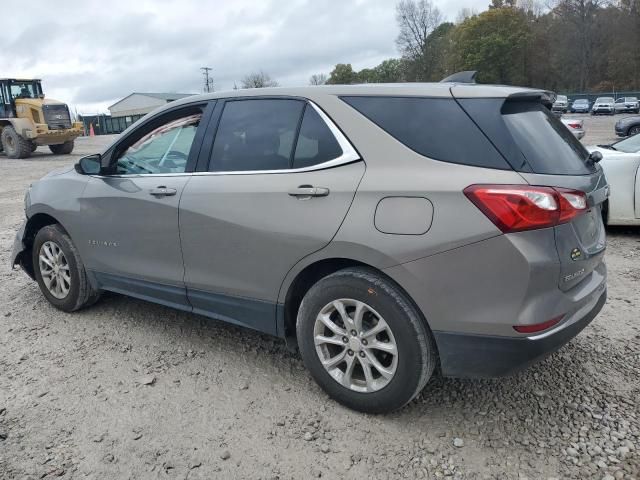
464,185,588,233
567,122,581,129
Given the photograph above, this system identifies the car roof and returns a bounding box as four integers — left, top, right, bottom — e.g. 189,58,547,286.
163,83,551,111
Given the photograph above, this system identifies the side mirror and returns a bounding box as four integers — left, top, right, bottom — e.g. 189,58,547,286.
588,151,603,164
75,154,102,175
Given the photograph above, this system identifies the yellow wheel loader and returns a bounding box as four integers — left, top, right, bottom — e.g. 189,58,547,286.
0,78,83,158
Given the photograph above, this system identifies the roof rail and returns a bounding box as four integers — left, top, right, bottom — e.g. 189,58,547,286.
440,71,477,84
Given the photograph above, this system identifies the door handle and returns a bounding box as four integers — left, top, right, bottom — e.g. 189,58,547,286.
288,185,330,198
149,186,177,197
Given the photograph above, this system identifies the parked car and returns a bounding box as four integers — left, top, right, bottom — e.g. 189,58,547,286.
587,135,640,225
614,115,640,137
552,94,568,113
571,98,590,113
592,97,615,115
561,117,585,140
614,97,640,114
11,83,608,413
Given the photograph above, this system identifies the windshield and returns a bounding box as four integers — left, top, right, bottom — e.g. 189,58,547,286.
556,95,567,102
10,81,37,100
596,97,614,103
612,133,640,153
574,99,588,104
625,97,638,102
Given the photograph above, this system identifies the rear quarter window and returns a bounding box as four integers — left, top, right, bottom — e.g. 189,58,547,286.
340,96,510,170
457,98,595,175
501,101,594,175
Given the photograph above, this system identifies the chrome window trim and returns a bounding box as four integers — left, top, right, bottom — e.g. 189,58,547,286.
99,100,361,178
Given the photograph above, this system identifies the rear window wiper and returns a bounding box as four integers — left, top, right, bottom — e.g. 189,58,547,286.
597,144,617,150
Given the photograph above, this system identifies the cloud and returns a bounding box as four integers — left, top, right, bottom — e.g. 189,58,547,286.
2,0,488,113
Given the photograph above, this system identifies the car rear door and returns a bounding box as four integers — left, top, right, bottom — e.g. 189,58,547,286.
179,98,364,334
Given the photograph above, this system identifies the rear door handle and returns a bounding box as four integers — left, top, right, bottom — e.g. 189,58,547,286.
149,186,177,197
288,185,330,198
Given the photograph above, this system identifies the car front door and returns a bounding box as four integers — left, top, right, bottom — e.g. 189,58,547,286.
76,103,213,309
179,98,364,333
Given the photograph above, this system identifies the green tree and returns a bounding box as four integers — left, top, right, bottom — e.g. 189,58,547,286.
373,59,405,82
452,8,530,85
326,64,358,84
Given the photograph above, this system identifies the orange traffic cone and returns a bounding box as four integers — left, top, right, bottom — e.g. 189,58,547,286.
89,123,95,137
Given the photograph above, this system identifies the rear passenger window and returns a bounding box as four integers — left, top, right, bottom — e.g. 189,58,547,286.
341,96,510,170
210,99,304,172
292,106,343,169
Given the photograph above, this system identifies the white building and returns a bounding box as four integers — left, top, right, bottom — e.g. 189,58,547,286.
108,92,194,118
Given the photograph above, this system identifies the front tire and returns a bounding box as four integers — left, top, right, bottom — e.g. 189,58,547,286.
49,141,74,155
32,224,100,312
296,267,437,413
628,126,640,136
1,125,32,159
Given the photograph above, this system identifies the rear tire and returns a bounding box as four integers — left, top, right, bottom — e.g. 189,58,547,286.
1,125,32,159
296,267,437,413
32,224,101,312
49,141,74,155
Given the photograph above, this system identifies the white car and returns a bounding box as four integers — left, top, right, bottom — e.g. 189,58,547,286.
614,97,640,114
588,135,640,225
592,97,615,115
561,117,585,140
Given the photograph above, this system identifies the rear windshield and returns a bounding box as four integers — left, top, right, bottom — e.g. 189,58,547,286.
501,101,594,175
340,96,510,170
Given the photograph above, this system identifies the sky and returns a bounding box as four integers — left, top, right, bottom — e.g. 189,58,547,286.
2,0,487,114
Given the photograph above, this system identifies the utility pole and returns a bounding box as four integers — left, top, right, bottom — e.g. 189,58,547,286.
201,67,214,93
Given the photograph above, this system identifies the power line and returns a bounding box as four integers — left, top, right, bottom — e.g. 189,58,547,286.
201,67,214,93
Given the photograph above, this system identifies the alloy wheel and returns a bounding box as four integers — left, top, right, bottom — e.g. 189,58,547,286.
38,241,71,299
313,298,398,393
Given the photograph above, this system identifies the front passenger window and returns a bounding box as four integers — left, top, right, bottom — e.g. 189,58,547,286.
116,113,202,175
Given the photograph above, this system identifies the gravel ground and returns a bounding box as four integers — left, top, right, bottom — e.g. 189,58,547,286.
0,117,639,480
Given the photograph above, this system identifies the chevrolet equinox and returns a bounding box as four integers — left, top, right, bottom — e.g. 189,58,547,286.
11,82,608,413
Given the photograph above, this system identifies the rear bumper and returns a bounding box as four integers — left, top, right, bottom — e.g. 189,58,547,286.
434,288,606,378
570,129,585,140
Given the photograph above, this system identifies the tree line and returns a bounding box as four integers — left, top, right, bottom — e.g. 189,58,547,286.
314,0,640,93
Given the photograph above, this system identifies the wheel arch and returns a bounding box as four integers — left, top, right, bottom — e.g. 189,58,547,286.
279,257,436,356
17,213,69,279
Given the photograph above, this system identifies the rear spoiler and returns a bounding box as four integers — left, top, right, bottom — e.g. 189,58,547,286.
441,71,555,110
507,90,556,110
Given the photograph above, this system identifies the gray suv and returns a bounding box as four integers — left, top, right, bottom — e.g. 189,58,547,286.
11,83,608,413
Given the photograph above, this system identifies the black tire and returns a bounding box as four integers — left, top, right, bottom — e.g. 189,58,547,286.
296,267,437,413
1,125,32,159
32,224,101,312
30,142,37,152
628,126,640,136
49,141,74,155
